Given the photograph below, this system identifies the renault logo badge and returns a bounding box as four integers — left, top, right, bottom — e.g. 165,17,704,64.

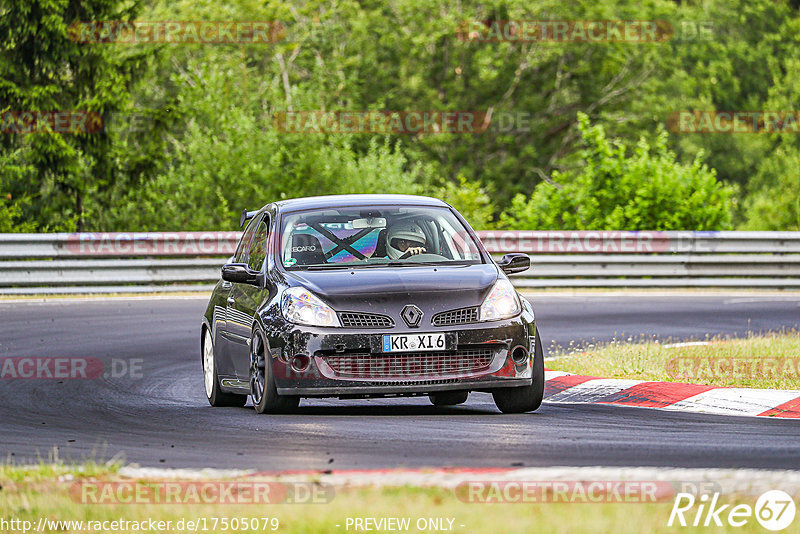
401,304,423,327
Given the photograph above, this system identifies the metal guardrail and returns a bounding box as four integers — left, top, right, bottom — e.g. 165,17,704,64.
0,231,799,293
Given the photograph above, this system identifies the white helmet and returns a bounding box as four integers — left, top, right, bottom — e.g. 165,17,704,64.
386,222,426,259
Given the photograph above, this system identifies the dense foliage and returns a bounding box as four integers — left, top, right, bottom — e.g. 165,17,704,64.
499,114,735,230
1,0,798,231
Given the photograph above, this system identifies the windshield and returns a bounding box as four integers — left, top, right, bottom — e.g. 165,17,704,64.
279,205,483,270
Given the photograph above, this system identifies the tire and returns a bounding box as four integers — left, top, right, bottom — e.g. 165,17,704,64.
492,327,545,414
250,326,300,414
429,391,469,406
202,328,247,407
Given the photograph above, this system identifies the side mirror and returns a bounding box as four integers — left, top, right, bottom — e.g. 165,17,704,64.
221,263,259,285
497,253,530,275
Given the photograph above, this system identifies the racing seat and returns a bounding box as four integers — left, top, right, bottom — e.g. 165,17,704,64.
290,234,326,265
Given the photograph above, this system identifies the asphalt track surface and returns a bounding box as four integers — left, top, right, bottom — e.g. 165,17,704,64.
0,294,799,470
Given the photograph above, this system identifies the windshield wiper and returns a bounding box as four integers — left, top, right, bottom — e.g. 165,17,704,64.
304,264,355,271
381,261,443,267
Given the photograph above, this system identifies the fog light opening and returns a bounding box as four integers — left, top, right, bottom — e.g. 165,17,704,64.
511,347,529,365
291,354,310,372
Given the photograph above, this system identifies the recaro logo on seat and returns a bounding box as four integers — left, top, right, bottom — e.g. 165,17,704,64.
401,305,423,327
291,245,316,252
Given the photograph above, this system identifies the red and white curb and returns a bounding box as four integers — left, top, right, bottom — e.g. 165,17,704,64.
544,370,800,419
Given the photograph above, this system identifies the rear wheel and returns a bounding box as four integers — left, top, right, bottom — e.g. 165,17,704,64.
492,327,545,414
429,391,469,406
250,326,300,414
202,328,247,407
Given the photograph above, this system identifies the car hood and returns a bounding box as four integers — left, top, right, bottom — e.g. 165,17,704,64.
283,263,499,315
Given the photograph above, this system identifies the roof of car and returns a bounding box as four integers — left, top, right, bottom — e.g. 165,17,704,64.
269,194,449,212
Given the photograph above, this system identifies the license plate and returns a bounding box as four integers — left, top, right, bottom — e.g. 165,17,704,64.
382,333,446,352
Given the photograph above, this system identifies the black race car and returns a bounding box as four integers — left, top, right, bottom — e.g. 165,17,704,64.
201,194,543,413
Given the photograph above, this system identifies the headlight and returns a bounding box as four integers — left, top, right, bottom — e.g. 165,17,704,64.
281,287,340,327
479,279,520,321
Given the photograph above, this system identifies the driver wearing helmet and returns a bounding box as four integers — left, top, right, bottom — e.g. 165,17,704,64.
385,222,427,259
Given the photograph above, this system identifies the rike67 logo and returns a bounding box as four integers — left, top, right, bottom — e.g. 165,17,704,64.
669,490,796,531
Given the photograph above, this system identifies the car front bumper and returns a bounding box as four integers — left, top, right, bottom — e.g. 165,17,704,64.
267,317,535,397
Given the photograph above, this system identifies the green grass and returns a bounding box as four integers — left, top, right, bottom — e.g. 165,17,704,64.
547,331,800,390
0,464,787,533
0,454,122,483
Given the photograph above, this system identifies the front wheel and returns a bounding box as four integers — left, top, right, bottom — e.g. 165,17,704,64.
203,328,247,407
250,326,300,414
492,327,545,414
429,391,469,406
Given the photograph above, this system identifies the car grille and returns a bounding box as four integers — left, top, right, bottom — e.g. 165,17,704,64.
370,378,460,386
322,348,495,379
339,312,394,328
431,307,479,326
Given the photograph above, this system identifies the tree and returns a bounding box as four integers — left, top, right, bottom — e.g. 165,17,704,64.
741,145,800,230
0,0,144,231
499,113,735,230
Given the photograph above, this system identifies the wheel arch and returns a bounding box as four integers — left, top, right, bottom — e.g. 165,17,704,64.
249,318,275,363
200,318,213,366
